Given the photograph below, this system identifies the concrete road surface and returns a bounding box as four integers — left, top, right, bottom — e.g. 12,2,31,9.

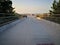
0,16,60,45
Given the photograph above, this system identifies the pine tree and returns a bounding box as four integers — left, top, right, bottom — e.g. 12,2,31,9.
50,0,60,17
56,0,60,14
0,0,14,13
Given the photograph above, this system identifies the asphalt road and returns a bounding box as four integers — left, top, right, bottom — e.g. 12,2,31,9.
0,16,60,45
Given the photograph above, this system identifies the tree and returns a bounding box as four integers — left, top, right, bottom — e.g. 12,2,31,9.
50,0,60,17
0,0,19,25
0,0,14,13
56,0,60,14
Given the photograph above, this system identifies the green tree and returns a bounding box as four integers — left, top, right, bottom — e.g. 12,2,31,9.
0,0,14,13
0,0,19,21
50,0,60,17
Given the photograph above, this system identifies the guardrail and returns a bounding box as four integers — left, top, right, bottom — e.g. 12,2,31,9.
0,13,14,15
0,14,19,27
0,18,26,32
50,14,60,17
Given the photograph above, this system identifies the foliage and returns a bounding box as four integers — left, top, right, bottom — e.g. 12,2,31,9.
50,0,60,17
0,0,19,26
0,0,14,13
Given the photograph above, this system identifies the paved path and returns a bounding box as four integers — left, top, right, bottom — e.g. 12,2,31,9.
0,16,60,45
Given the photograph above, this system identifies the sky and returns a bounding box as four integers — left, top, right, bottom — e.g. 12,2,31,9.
12,0,53,14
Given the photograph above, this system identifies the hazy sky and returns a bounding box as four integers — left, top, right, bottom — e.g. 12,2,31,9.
12,0,53,14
